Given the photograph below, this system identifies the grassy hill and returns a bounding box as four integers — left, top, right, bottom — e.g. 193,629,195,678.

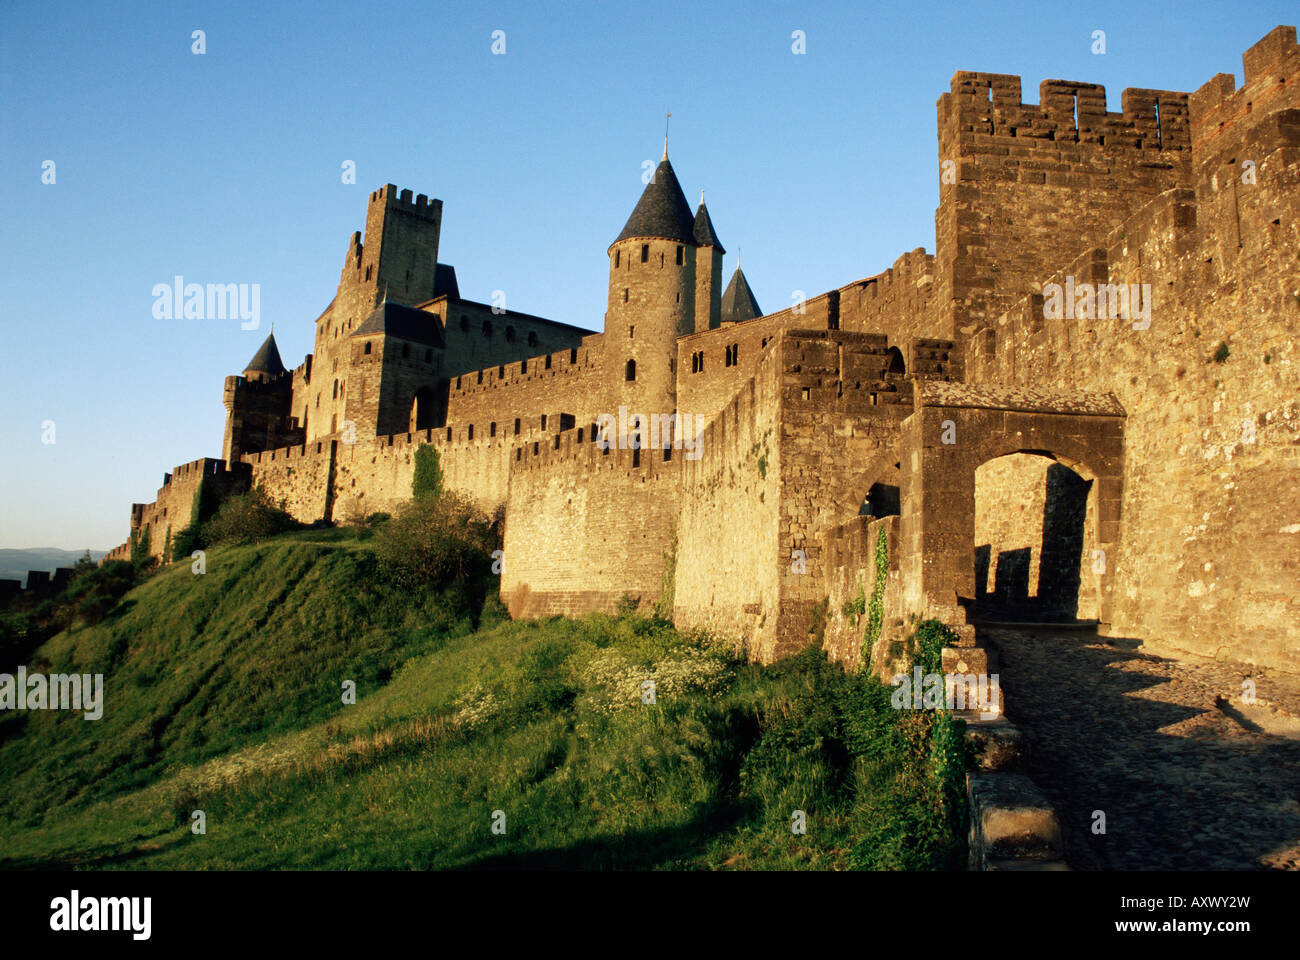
0,529,971,870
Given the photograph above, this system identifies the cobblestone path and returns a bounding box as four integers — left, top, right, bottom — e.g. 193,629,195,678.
982,626,1300,870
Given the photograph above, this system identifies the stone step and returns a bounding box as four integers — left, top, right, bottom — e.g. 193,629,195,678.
967,771,1067,870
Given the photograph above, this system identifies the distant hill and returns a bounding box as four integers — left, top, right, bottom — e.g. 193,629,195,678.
0,548,107,585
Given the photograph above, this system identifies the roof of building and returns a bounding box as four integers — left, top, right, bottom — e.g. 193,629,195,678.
433,263,459,300
720,267,762,324
692,201,725,253
612,158,696,248
352,301,446,347
244,333,287,376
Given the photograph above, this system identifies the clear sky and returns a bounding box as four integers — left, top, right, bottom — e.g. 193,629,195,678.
0,0,1292,550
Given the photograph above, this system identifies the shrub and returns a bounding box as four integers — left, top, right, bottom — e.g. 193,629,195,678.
203,489,301,546
412,444,443,501
371,491,498,594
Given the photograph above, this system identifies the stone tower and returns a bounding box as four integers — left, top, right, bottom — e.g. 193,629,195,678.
221,332,300,461
606,152,697,425
691,197,724,332
309,185,444,443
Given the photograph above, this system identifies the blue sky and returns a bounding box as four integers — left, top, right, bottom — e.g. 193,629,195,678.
0,0,1293,549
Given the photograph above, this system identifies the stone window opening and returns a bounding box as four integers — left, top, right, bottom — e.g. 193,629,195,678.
660,252,665,267
468,424,474,440
623,288,629,303
477,370,483,384
490,422,497,437
676,245,683,265
364,341,372,355
625,359,636,381
514,418,521,435
629,325,635,339
541,414,547,430
641,244,649,263
545,354,552,370
332,379,339,400
615,250,620,268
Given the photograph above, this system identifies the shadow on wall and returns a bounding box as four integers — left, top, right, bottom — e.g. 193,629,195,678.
973,463,1091,622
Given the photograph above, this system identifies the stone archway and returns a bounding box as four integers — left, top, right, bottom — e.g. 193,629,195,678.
896,382,1124,636
974,453,1096,622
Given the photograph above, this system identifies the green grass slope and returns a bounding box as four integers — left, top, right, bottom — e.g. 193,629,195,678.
0,534,970,870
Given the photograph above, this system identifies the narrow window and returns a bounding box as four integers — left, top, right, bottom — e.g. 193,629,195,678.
641,244,649,262
629,325,635,339
468,424,474,440
477,370,483,384
623,288,629,303
521,359,528,373
446,427,452,441
332,379,338,399
514,418,521,435
625,359,636,381
676,245,683,265
364,341,372,355
545,354,552,369
490,422,497,437
615,250,620,268
541,414,547,430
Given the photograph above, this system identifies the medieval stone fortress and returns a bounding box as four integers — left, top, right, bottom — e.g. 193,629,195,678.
107,26,1299,679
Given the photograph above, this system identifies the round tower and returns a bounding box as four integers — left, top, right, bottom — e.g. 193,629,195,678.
606,150,697,432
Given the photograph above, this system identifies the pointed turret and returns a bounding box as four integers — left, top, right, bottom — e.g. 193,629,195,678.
691,199,725,254
243,332,286,379
692,196,724,332
720,266,762,325
611,158,696,248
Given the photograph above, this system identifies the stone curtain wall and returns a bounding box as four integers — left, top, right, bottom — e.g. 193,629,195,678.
673,343,784,658
501,433,681,619
963,28,1300,668
131,458,250,561
821,515,900,671
773,331,914,659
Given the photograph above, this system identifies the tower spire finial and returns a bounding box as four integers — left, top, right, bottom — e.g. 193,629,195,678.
663,111,671,161
700,188,704,205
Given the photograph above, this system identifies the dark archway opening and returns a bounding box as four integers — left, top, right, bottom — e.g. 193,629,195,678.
972,454,1093,623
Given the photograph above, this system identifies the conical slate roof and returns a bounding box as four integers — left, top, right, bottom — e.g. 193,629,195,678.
244,333,286,376
612,158,696,248
720,267,762,325
692,201,725,253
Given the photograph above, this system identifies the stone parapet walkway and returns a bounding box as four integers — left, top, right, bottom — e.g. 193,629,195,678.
982,625,1300,870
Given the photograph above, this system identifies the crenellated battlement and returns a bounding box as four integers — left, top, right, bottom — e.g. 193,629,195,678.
450,345,591,397
1191,26,1298,150
940,72,1190,151
368,183,442,221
